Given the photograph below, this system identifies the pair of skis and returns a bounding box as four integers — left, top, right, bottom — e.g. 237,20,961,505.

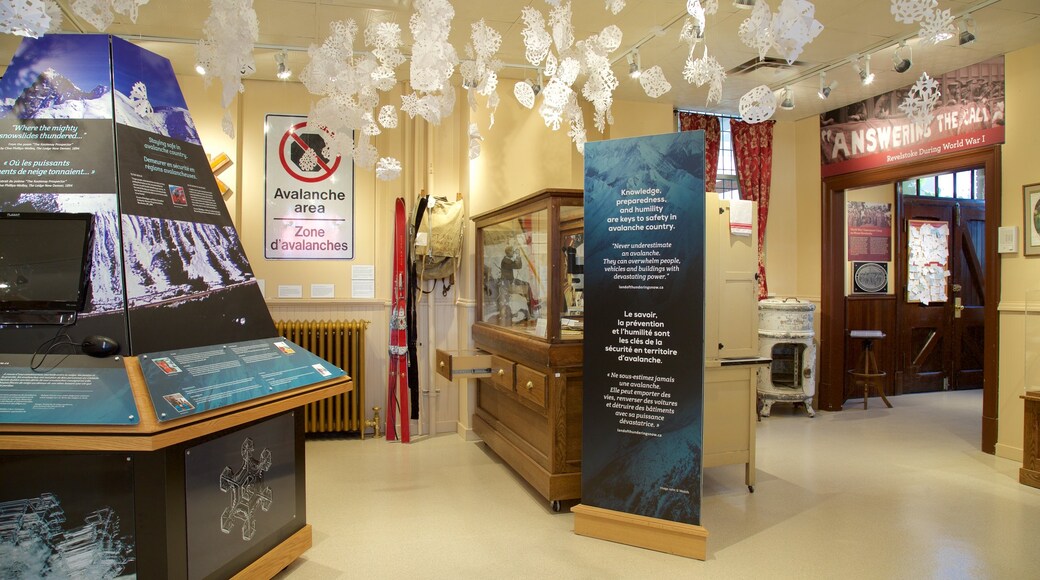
387,197,410,442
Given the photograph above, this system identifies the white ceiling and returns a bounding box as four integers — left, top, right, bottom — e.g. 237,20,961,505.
2,0,1039,121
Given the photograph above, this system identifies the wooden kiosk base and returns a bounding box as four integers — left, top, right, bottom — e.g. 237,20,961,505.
572,504,709,560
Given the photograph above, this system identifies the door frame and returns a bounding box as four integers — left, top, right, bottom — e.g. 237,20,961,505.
819,146,1001,453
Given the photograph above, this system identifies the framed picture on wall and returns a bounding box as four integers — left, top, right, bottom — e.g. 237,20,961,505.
1025,182,1040,256
852,262,888,294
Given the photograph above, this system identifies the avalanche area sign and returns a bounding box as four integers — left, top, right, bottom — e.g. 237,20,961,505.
264,114,354,260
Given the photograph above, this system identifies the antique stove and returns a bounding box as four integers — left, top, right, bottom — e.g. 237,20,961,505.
757,298,816,417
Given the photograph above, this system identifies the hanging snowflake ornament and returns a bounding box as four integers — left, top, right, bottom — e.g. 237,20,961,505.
771,0,824,65
514,80,536,110
520,7,551,66
890,0,936,25
639,66,671,99
900,72,941,129
739,84,777,124
468,123,483,160
461,20,503,133
738,0,774,61
378,105,398,129
195,0,259,139
1,0,60,38
918,7,955,45
565,96,586,155
376,157,402,181
549,1,575,53
684,45,726,105
405,0,458,125
605,0,625,15
72,0,150,32
705,0,718,13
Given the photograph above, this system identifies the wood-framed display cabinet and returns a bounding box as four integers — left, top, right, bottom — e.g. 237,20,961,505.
471,188,584,511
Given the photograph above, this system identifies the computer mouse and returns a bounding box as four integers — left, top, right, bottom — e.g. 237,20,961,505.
81,335,121,358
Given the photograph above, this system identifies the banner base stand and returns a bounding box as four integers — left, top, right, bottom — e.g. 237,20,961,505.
572,504,708,561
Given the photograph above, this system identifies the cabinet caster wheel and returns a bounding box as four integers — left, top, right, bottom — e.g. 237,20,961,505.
748,485,755,493
551,500,562,512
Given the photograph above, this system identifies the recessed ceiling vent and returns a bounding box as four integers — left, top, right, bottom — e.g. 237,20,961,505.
729,56,802,75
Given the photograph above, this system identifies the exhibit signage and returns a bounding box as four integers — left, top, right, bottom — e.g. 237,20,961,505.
582,131,706,526
139,336,345,421
821,57,1004,177
0,354,137,425
264,114,355,260
847,201,892,262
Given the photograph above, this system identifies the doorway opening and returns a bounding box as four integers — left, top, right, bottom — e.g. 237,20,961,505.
819,147,1001,453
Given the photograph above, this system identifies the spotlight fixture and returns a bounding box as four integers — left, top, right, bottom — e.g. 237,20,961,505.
818,72,836,99
852,54,875,85
530,69,543,96
195,63,207,76
733,0,756,9
958,15,976,46
627,50,641,80
275,50,292,80
778,86,794,110
892,41,912,73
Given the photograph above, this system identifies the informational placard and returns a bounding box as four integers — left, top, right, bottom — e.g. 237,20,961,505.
582,131,706,526
185,412,296,580
821,57,1004,177
907,219,950,305
0,354,137,425
264,114,354,260
140,337,345,421
852,261,889,294
847,201,892,261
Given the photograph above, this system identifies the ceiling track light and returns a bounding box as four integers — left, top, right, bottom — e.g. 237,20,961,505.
852,54,875,86
958,15,977,46
893,41,912,73
195,63,206,76
818,71,836,99
779,86,794,110
733,0,756,9
627,49,642,80
275,49,292,80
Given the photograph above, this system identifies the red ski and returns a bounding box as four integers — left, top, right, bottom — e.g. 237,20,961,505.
387,197,410,442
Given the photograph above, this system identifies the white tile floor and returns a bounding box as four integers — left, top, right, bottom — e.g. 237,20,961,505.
278,390,1040,579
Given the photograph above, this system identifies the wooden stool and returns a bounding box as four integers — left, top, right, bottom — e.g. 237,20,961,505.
848,330,892,410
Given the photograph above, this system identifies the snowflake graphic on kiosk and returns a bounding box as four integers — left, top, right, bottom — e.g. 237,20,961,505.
219,437,274,541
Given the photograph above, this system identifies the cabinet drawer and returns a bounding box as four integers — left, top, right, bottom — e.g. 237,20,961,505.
435,349,492,380
488,355,515,392
515,364,547,410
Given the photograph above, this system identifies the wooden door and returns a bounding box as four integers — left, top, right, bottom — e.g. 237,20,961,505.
951,201,986,390
898,199,953,393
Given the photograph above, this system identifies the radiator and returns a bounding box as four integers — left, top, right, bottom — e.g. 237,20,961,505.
275,320,368,435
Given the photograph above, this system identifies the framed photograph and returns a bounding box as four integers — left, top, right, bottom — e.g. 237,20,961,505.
1026,183,1040,256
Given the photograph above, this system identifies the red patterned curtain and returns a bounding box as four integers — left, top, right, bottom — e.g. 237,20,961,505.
677,112,721,192
730,119,774,300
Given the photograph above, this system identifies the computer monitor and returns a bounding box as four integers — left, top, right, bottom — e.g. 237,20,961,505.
0,212,94,324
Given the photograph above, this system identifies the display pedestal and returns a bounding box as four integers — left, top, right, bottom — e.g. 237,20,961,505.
572,504,708,561
1020,392,1040,489
0,356,350,579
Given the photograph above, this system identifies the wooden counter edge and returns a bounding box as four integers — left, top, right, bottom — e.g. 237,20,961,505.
231,524,312,580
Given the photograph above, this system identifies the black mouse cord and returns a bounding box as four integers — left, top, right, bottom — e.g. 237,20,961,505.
30,323,79,371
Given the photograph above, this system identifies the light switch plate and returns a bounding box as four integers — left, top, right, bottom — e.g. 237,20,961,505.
998,226,1018,253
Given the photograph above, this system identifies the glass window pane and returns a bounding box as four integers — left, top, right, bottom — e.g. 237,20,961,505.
955,171,973,199
919,177,936,197
901,179,918,196
974,169,985,200
937,173,954,198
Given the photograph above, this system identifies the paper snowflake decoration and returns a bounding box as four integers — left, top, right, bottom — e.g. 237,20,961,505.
378,105,398,129
461,20,503,133
407,0,458,125
639,66,671,99
72,0,150,31
514,80,536,110
687,0,705,23
520,7,552,66
565,97,586,155
739,85,777,124
890,0,936,24
468,123,483,160
900,72,941,129
549,1,575,53
605,0,625,15
1,0,62,38
771,0,824,65
196,0,258,139
128,81,154,117
376,157,402,181
738,0,774,61
918,7,955,45
683,45,726,105
705,0,718,13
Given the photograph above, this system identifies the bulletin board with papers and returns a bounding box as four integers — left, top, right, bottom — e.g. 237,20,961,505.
907,219,950,305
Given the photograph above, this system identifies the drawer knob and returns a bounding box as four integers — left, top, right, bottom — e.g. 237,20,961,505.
439,361,445,368
498,369,505,376
525,381,534,390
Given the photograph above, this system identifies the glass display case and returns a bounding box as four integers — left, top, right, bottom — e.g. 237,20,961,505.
474,189,584,343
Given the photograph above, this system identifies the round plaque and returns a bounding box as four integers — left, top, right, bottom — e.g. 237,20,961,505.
854,262,888,293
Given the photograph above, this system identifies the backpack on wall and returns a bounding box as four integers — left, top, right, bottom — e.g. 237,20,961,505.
414,194,465,293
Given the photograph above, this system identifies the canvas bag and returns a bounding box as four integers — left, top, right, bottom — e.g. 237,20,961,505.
414,195,465,283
